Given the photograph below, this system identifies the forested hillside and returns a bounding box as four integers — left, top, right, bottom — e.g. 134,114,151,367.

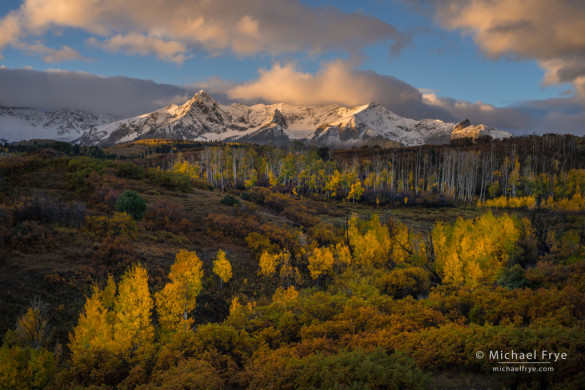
0,135,584,389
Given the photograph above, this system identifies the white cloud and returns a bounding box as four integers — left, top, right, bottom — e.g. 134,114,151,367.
0,0,407,62
94,33,188,64
419,0,585,98
227,60,423,110
422,93,533,130
1,65,581,134
224,60,536,129
15,41,89,63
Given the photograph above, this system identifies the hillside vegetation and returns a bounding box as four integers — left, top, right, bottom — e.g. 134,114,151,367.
0,135,584,389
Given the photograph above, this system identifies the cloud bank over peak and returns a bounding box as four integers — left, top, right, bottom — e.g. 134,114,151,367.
222,60,534,130
0,67,191,117
0,65,583,135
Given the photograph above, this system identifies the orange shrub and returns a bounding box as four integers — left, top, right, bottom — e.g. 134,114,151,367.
143,198,191,233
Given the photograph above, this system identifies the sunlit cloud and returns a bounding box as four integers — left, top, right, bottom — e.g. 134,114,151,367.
224,60,534,129
414,0,585,98
1,64,582,134
15,41,90,63
89,33,189,64
0,0,407,62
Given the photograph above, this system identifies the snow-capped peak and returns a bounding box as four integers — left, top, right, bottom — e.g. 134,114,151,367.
0,92,513,147
194,90,216,105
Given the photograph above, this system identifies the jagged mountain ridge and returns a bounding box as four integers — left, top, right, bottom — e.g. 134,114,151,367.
0,91,512,147
450,119,512,141
0,105,120,143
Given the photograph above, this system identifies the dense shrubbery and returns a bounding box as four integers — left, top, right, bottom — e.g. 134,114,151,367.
86,172,126,210
116,162,146,180
10,221,53,252
1,139,585,389
146,168,192,192
84,212,138,239
12,193,86,228
65,157,112,193
93,237,137,272
142,198,191,233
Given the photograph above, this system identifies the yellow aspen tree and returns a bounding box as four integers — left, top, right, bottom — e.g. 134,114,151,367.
155,250,204,335
348,214,391,267
258,251,279,277
244,169,257,189
69,277,116,364
443,251,464,285
278,251,295,287
229,297,242,315
213,249,232,288
272,286,299,305
389,219,414,265
307,247,335,280
113,264,154,361
15,297,50,349
334,243,352,266
347,180,364,203
433,213,521,286
268,171,278,187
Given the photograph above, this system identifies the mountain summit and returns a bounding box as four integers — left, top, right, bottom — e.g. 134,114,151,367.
0,91,512,147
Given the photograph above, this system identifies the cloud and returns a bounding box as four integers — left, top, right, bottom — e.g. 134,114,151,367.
1,66,581,134
15,41,89,63
228,60,420,107
0,0,407,62
91,33,188,64
417,0,585,97
224,60,536,129
0,67,192,117
422,93,533,130
515,97,585,135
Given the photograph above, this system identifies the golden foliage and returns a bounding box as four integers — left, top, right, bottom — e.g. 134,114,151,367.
213,250,233,285
432,212,521,286
307,247,335,280
69,277,117,364
15,298,50,349
155,250,204,334
258,251,279,278
113,264,154,360
348,214,391,267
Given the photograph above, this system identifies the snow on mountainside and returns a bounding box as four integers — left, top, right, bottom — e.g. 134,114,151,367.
0,105,119,143
0,91,512,147
311,103,455,147
450,119,512,142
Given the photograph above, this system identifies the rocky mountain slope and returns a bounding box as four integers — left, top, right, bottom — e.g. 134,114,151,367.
0,105,119,143
0,91,512,147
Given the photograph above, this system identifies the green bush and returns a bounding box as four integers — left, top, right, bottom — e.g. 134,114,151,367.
116,190,146,221
220,194,240,207
497,264,532,289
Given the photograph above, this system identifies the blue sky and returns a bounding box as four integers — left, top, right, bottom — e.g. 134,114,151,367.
0,0,583,133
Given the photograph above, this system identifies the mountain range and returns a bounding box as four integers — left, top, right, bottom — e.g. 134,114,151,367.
0,91,512,148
